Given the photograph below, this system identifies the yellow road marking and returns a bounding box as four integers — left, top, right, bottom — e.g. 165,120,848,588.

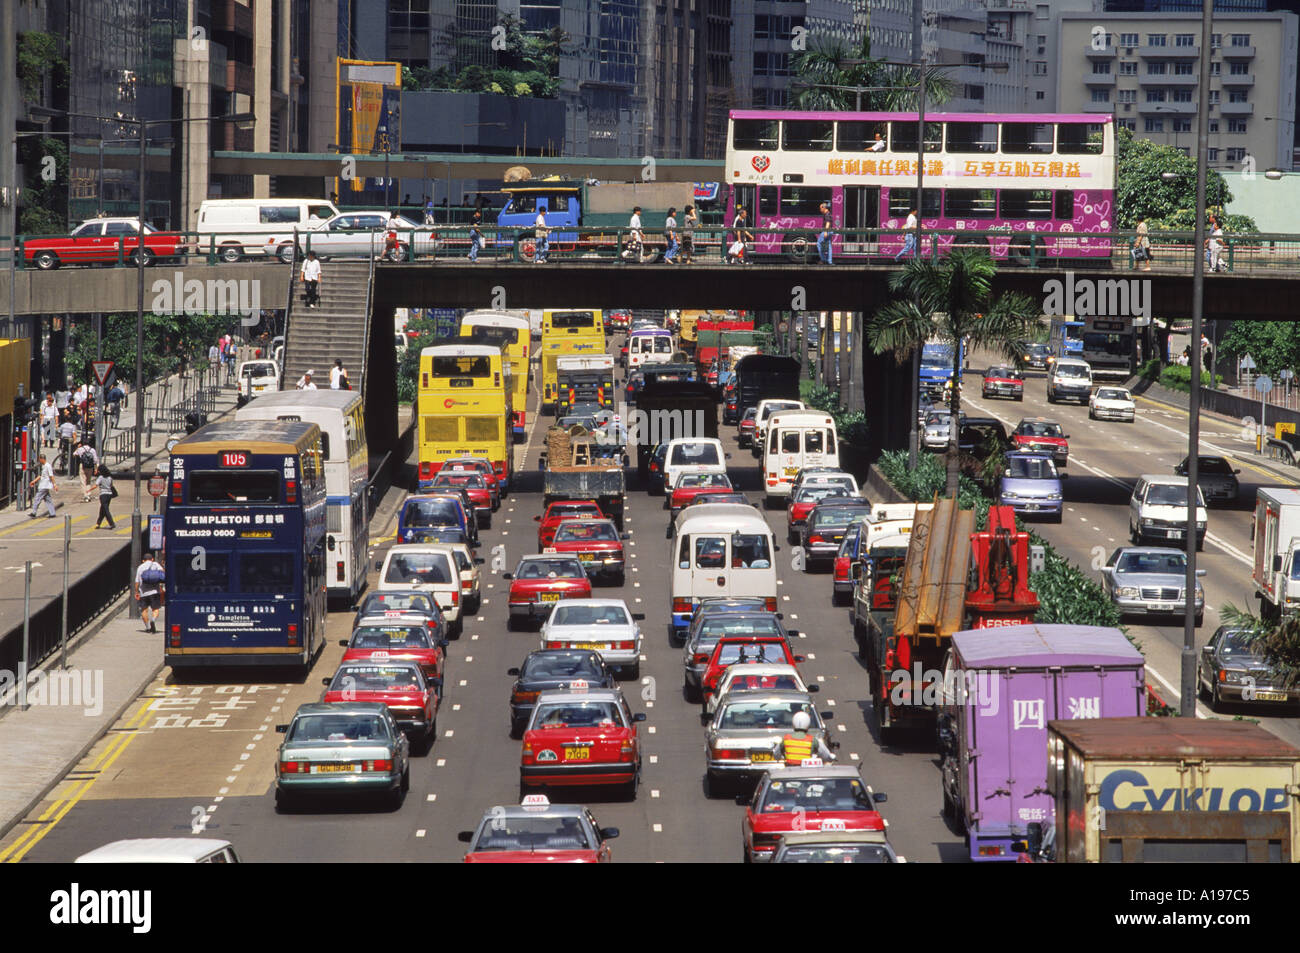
34,515,89,537
0,697,155,863
1134,394,1298,486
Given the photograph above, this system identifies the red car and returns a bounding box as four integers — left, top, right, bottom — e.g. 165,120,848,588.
742,765,888,862
340,614,449,684
981,365,1025,401
431,470,493,527
24,217,188,270
701,636,803,710
505,554,594,628
1011,417,1069,465
606,310,632,333
441,456,501,508
535,500,605,549
548,518,626,584
520,687,644,799
321,661,440,754
738,407,758,448
459,795,618,862
668,472,735,519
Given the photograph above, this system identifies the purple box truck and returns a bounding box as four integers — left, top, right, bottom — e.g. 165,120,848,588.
936,624,1146,862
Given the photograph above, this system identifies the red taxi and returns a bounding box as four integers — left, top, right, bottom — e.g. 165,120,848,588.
505,554,593,629
340,614,450,683
321,661,440,754
535,500,604,549
519,687,645,800
668,472,735,519
742,765,888,862
458,795,619,863
1011,417,1069,466
981,365,1025,401
441,456,501,508
430,470,494,528
24,217,188,270
701,635,804,711
738,407,758,448
606,309,632,333
547,518,626,584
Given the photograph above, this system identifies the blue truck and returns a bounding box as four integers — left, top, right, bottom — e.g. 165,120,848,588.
919,338,963,398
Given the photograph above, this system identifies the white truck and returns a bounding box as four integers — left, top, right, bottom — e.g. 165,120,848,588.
1252,487,1300,621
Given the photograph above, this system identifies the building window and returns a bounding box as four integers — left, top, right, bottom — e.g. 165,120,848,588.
1036,90,1045,100
1034,61,1048,75
1035,4,1048,18
1174,34,1195,47
1147,62,1166,75
1171,90,1192,102
1117,90,1135,103
1144,118,1164,132
1207,147,1219,161
1208,120,1219,132
1119,62,1137,75
1146,34,1166,47
1120,33,1139,46
1119,119,1136,131
1230,34,1250,46
1211,34,1221,49
1091,89,1111,103
1228,119,1247,133
1092,61,1110,75
1145,90,1166,102
1174,119,1191,132
1229,62,1249,75
1226,147,1245,161
1209,90,1220,103
1173,61,1194,75
1209,62,1220,76
1227,91,1247,103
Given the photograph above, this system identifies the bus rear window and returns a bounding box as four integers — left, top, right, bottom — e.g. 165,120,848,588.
239,553,298,593
465,416,501,442
423,417,458,442
172,552,231,593
431,356,491,377
550,312,595,329
189,471,280,503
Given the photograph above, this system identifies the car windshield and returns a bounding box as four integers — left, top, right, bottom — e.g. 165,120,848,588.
473,815,594,852
350,627,431,649
1096,389,1130,401
717,700,816,729
523,653,603,679
987,367,1019,379
762,778,873,813
330,666,424,692
1146,484,1204,507
554,522,619,542
812,505,868,527
761,403,801,421
384,553,453,585
1219,630,1266,660
1056,364,1088,378
433,473,485,488
404,499,462,527
780,845,893,863
1291,551,1300,582
516,558,585,579
550,605,630,626
358,592,436,615
1195,457,1233,475
1019,422,1063,437
798,485,853,503
715,641,788,665
679,473,732,488
288,714,391,742
1117,551,1186,573
925,412,950,427
742,409,758,421
701,618,783,637
724,672,801,693
670,443,720,466
533,701,624,728
1007,457,1058,479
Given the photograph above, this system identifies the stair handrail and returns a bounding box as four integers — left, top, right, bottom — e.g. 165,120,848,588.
358,243,377,395
282,227,298,377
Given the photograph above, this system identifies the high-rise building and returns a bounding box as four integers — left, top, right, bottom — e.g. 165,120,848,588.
732,0,865,111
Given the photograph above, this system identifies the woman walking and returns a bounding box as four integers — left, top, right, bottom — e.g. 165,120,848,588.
94,464,117,530
680,204,697,263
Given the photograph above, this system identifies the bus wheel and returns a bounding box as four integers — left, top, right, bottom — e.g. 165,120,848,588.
783,238,812,264
519,238,537,262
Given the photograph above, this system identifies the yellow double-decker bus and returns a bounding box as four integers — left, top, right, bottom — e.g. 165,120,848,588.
418,344,514,492
540,309,604,414
460,310,530,442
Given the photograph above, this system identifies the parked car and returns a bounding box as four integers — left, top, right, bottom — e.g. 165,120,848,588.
1101,546,1205,625
1198,625,1298,711
1174,455,1240,504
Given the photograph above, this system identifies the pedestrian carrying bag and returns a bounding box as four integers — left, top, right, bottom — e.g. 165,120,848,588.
141,567,165,584
110,484,119,498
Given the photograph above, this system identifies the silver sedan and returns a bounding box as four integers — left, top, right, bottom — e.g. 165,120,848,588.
1101,547,1205,625
704,690,834,797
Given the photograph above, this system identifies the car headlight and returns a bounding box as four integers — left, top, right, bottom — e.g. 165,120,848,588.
1141,518,1156,527
1047,493,1062,501
1224,669,1247,684
1116,586,1140,599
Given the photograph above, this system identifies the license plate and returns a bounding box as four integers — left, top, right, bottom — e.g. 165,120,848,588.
573,642,605,650
1255,691,1288,702
565,747,591,760
312,764,360,773
750,751,775,762
1167,529,1183,539
784,466,799,476
1147,603,1168,612
1024,504,1039,511
538,593,560,602
580,554,598,562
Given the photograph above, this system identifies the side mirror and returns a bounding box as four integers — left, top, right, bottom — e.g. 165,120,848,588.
776,612,784,619
828,739,841,749
507,667,521,676
321,677,331,686
806,684,820,693
1234,469,1241,475
275,724,288,733
1004,469,1011,477
773,543,781,552
375,561,383,570
1064,434,1071,439
872,792,888,803
633,712,647,722
502,572,513,580
620,532,631,540
1196,569,1207,577
1274,555,1283,572
787,629,800,639
794,655,806,663
475,557,486,564
439,639,450,648
338,639,350,647
600,827,620,840
533,515,541,521
1060,472,1069,480
457,831,474,843
632,612,646,621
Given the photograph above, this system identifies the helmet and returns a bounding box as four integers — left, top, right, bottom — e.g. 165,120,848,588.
791,711,811,732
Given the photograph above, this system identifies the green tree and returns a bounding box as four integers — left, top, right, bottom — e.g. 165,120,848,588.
66,312,237,388
1113,126,1252,229
1216,321,1300,378
790,36,954,112
1218,604,1300,691
867,249,1039,498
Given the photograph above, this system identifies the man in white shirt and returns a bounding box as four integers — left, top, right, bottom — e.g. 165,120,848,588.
329,359,347,390
135,551,165,634
29,453,57,518
868,133,886,152
296,370,317,390
1208,223,1224,273
628,206,644,260
301,251,321,307
894,208,919,262
40,394,58,447
73,440,99,501
534,209,550,263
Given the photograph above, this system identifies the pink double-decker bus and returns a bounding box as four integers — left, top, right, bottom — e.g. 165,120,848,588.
724,110,1115,262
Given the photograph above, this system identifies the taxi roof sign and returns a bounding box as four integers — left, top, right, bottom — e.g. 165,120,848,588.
818,818,847,831
800,757,824,767
520,794,551,810
569,679,589,693
542,547,557,553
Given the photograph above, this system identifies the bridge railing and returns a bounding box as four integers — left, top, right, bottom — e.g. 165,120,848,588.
6,226,1300,273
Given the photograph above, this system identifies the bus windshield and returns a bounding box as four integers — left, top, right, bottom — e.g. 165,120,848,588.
189,471,279,503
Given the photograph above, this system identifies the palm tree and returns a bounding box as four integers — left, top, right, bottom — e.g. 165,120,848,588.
867,249,1040,498
1216,604,1300,692
790,36,955,112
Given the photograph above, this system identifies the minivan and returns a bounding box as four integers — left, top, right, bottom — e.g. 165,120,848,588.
1130,474,1208,550
662,437,727,492
196,198,339,262
670,504,778,640
1046,357,1093,404
763,410,839,505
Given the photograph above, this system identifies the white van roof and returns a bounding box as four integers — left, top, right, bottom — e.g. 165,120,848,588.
675,503,771,535
75,838,235,863
767,410,835,427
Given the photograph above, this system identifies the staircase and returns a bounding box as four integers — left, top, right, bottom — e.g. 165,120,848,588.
283,259,374,394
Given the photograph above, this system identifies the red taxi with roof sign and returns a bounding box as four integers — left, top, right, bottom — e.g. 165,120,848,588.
441,456,501,509
668,472,735,519
742,764,888,862
700,635,804,711
430,470,493,528
321,660,440,754
519,684,645,800
458,794,619,863
535,500,604,548
1011,417,1069,465
547,518,627,584
505,554,593,628
339,614,450,684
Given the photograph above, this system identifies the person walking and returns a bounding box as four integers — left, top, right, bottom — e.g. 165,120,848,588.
73,439,99,501
423,197,436,226
816,201,834,265
58,411,77,475
135,551,165,633
296,369,318,391
1132,216,1151,272
105,382,124,430
301,250,321,308
467,210,482,263
384,211,402,260
1208,218,1225,273
627,206,645,262
663,207,679,263
680,204,697,263
330,359,350,391
728,207,753,264
533,207,550,263
208,341,219,368
29,453,57,518
894,208,918,262
93,463,117,530
40,393,58,448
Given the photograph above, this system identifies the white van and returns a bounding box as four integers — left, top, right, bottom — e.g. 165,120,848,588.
752,399,806,457
1046,357,1093,404
196,198,339,262
669,504,778,639
377,544,464,635
763,410,839,505
236,359,281,406
662,437,728,491
628,328,674,371
75,838,240,863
